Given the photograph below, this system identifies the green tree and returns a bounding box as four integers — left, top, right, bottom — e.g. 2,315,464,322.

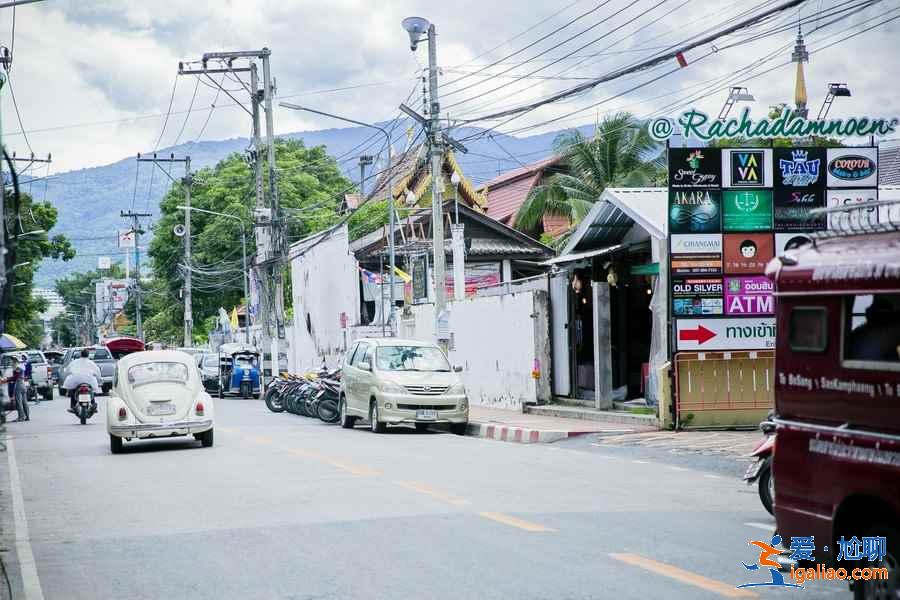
2,190,74,346
514,112,661,235
147,138,352,339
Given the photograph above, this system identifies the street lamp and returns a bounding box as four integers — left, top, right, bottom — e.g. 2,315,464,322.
401,16,430,51
279,102,399,331
817,83,852,120
176,205,250,344
717,87,755,121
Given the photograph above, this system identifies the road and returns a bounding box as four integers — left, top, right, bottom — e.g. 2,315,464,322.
0,395,847,600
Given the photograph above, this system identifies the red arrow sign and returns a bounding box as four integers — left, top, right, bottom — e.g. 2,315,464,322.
679,324,716,345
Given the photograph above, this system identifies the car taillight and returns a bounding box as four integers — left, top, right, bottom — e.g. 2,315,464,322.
195,401,204,416
117,407,127,421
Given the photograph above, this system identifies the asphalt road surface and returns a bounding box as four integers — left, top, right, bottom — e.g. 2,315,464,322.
0,395,848,600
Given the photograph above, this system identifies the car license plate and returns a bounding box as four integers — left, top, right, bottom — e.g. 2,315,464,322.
743,460,763,481
416,409,438,421
147,403,176,416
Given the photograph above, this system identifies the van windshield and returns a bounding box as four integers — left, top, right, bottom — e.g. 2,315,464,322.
375,346,450,372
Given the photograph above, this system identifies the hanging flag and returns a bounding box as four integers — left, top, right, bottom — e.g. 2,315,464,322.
675,52,688,68
358,266,382,284
230,307,239,331
392,265,412,283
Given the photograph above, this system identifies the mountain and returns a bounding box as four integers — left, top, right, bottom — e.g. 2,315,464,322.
35,123,592,285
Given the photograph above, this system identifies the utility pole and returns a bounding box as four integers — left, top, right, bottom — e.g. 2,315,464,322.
180,48,284,379
121,210,151,340
137,153,192,346
426,24,448,332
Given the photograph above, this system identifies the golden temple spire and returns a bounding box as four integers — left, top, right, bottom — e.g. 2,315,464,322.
792,21,810,119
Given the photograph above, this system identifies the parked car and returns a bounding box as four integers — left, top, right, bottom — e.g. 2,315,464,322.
23,350,53,401
106,350,215,453
59,346,116,395
339,338,468,434
195,352,220,393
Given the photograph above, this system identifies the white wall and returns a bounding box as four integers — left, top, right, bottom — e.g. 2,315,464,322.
289,226,360,372
400,290,550,410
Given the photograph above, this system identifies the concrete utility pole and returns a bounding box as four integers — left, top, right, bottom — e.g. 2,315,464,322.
180,49,284,378
120,210,151,341
426,24,447,322
358,154,373,197
137,153,192,347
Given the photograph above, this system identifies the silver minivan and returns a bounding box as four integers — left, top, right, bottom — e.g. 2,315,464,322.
339,338,468,434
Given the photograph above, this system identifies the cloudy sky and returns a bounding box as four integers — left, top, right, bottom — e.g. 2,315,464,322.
4,0,900,173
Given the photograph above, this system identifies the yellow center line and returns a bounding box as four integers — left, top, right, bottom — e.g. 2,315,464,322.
328,459,381,476
395,480,470,506
609,553,757,598
478,512,555,532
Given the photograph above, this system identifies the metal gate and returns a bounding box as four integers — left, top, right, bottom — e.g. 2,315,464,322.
674,350,774,428
550,272,571,397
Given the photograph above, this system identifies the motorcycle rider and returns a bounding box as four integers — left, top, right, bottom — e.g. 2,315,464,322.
63,348,102,414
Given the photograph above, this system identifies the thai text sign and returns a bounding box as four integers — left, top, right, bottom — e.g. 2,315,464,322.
675,317,776,351
724,276,774,315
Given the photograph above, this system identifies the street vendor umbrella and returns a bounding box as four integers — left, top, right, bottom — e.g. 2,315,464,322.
0,333,26,350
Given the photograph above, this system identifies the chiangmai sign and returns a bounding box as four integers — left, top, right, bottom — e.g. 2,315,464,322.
649,107,899,142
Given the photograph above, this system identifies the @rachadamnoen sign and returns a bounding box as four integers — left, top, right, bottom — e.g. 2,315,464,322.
649,107,899,142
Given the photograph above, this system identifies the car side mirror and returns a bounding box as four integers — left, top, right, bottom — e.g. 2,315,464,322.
453,365,463,373
359,360,372,371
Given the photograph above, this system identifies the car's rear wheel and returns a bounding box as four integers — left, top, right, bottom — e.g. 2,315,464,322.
102,384,111,396
339,397,357,429
199,428,214,447
415,423,429,432
370,400,386,434
41,388,53,401
109,435,123,454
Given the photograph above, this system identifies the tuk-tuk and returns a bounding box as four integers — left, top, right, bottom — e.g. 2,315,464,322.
217,343,261,399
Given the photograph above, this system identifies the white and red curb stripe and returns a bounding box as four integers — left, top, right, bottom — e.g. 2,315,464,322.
465,422,590,444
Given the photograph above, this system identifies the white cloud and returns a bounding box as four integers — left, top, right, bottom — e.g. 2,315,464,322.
2,0,899,173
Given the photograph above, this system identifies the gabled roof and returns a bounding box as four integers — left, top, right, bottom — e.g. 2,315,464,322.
350,200,553,261
561,187,667,255
366,144,486,211
479,155,563,224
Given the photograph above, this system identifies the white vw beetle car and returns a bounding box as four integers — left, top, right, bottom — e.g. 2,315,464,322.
106,350,215,454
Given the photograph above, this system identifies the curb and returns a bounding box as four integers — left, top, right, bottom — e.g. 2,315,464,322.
465,422,593,444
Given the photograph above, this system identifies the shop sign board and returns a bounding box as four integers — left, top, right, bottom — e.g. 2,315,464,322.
775,233,813,255
826,188,880,229
774,148,826,189
668,189,721,233
675,317,776,351
723,190,773,231
774,189,826,232
724,276,774,315
826,147,878,188
723,233,774,274
672,277,723,316
668,148,721,189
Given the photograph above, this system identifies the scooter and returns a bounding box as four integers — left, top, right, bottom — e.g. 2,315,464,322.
73,384,97,425
743,417,776,515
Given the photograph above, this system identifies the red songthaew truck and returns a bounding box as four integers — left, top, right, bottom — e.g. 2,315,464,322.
768,215,900,597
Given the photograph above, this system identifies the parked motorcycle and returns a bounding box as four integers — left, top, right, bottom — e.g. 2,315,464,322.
743,416,776,515
73,383,97,425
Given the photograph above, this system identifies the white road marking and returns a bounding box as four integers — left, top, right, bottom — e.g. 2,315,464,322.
704,474,722,479
667,466,689,472
7,437,45,600
632,460,650,464
745,522,776,533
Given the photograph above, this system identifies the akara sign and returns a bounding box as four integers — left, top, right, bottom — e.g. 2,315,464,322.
649,107,899,142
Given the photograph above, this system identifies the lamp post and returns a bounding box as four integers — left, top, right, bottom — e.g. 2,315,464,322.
403,16,449,345
279,103,398,331
176,206,250,344
717,86,755,121
817,83,852,121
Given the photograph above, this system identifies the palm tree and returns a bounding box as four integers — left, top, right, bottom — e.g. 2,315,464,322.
514,112,661,237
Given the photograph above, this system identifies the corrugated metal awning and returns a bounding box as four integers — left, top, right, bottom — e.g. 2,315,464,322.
540,244,623,266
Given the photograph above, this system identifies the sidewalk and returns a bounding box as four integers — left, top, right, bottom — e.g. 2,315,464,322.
466,406,655,444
